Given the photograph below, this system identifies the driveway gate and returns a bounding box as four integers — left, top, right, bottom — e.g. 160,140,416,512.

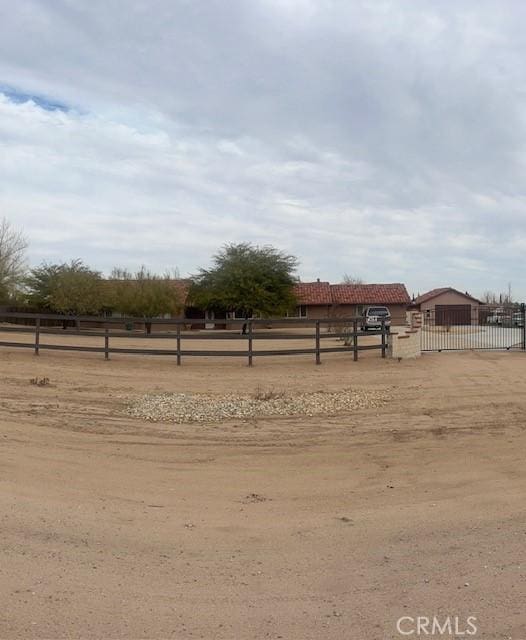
421,304,526,351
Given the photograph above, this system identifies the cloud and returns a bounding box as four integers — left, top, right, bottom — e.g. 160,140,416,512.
0,84,70,112
1,1,526,297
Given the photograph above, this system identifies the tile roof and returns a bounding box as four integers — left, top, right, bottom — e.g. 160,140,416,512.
293,281,332,305
413,287,481,305
293,282,410,305
106,278,410,308
330,283,411,305
180,280,410,306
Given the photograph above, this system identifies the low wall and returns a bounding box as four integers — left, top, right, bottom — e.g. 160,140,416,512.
388,311,422,359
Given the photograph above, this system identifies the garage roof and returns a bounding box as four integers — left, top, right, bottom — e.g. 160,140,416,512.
413,287,481,305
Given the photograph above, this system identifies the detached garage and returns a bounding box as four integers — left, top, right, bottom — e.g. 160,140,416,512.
411,288,481,325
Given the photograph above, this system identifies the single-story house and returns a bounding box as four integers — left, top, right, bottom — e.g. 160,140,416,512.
293,281,410,324
291,281,332,318
410,287,482,325
104,278,411,328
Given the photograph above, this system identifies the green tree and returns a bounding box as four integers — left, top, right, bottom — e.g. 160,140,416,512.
25,260,105,314
0,218,28,303
24,263,62,310
190,243,299,317
108,267,182,329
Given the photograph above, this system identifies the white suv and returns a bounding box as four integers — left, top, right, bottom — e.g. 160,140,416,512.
361,306,391,330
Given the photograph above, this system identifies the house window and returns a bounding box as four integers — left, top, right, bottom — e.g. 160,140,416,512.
287,305,307,318
227,310,245,319
227,310,259,319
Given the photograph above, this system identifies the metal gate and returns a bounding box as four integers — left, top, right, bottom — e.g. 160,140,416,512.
421,303,526,351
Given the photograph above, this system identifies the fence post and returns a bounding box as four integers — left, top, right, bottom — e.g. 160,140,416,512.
353,319,358,361
176,324,182,366
247,320,253,367
381,320,386,358
34,318,40,356
315,320,321,365
104,328,109,360
522,303,526,351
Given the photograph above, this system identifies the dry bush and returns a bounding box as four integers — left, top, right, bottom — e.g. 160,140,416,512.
252,386,287,401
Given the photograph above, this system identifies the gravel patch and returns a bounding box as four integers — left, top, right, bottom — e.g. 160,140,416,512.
126,388,390,423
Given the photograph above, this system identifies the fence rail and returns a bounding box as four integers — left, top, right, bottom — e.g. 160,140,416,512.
0,312,388,365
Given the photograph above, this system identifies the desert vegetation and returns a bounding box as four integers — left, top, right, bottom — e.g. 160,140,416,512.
1,219,299,320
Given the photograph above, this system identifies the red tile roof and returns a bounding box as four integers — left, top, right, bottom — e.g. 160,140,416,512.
111,278,409,308
293,281,332,305
413,287,481,305
330,283,410,305
293,282,410,305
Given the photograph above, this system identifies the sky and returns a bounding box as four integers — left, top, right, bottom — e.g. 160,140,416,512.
1,0,526,299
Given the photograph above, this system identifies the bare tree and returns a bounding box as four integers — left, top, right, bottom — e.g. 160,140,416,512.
481,290,498,304
506,282,513,304
342,273,364,285
482,286,514,305
0,218,28,302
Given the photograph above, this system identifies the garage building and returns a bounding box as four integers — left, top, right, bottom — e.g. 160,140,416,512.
410,287,482,325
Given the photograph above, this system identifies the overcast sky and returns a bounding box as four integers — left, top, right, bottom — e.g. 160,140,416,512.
1,0,525,298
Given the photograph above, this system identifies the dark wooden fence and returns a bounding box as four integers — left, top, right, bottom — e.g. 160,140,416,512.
0,312,388,365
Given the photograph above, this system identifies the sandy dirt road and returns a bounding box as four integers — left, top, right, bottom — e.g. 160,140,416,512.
0,343,525,639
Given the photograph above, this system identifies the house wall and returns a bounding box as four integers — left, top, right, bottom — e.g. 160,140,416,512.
328,304,358,319
244,305,330,330
83,299,408,331
305,305,331,319
329,303,407,324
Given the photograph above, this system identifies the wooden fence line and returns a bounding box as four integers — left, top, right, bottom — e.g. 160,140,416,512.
0,313,388,365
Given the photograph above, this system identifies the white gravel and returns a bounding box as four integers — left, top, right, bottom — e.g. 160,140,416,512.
126,388,390,423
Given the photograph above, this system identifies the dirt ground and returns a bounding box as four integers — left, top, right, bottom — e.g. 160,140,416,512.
1,339,525,639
